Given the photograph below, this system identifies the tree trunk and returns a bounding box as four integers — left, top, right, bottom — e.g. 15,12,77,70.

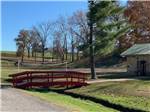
71,38,74,62
21,47,25,63
62,52,64,62
61,51,64,62
52,41,54,62
66,47,68,61
89,22,96,79
34,51,37,63
64,36,67,61
32,50,34,57
27,48,30,58
52,50,53,62
76,49,79,61
42,46,45,63
21,54,24,63
66,40,68,61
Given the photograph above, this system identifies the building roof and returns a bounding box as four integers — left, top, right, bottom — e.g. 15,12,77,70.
121,43,150,56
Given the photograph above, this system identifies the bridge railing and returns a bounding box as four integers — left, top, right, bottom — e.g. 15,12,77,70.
9,71,88,89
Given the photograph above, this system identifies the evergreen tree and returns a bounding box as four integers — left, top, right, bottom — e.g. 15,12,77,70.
87,0,130,79
95,1,130,56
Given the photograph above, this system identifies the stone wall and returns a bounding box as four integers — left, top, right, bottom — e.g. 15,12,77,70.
127,55,150,75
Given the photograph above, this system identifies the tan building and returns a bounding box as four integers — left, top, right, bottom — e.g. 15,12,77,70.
121,44,150,76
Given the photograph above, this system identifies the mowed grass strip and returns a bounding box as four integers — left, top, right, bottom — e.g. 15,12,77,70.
24,90,118,112
1,67,31,83
68,80,150,111
1,58,150,111
1,60,32,83
1,60,67,83
1,51,74,61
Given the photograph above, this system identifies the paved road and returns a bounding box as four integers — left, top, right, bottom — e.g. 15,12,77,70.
1,87,68,112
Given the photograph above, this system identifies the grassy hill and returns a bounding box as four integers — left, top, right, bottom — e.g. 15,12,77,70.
68,80,150,111
69,55,126,69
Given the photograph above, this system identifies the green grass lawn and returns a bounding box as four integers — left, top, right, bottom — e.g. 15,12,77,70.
1,51,53,58
1,51,17,57
0,60,118,112
1,51,53,61
1,50,77,61
1,60,69,83
68,80,150,111
1,58,150,111
1,60,33,83
1,66,31,83
24,89,118,112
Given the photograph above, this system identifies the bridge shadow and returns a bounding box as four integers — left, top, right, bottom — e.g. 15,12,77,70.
26,86,82,93
0,83,12,89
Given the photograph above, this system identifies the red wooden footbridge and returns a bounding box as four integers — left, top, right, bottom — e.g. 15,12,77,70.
9,71,88,89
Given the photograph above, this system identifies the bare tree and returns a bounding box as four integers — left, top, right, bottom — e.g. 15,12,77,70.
33,22,52,63
15,29,29,63
68,27,75,62
50,21,64,62
68,10,89,60
29,29,41,62
53,31,64,62
56,16,69,61
26,30,33,58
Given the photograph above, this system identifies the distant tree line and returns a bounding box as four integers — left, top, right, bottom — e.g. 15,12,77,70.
15,10,88,63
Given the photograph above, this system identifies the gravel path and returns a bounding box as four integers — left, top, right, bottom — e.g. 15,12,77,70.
87,78,134,84
1,87,68,112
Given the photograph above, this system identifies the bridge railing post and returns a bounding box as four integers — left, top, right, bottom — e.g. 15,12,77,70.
47,73,50,88
26,73,29,89
47,73,49,83
66,72,69,89
12,76,16,87
51,72,53,86
78,73,80,83
82,74,84,82
30,73,32,89
71,72,73,86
